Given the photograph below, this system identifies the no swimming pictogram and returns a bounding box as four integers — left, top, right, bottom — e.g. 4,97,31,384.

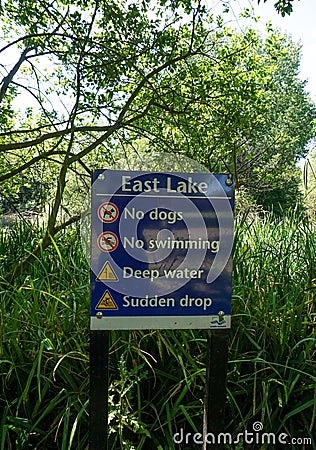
97,231,119,252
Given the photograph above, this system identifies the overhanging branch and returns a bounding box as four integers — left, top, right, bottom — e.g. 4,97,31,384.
0,48,31,104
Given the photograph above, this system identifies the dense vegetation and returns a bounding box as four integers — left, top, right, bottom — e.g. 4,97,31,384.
1,0,316,449
0,210,315,449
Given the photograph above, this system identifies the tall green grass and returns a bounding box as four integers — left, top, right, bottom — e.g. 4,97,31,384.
0,224,90,450
0,209,315,449
230,210,315,447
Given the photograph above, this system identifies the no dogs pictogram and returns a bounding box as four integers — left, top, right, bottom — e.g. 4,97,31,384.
98,202,119,223
97,232,119,252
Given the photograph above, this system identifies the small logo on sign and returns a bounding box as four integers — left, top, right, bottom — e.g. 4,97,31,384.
210,318,226,327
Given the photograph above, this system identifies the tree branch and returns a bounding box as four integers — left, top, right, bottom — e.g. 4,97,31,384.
0,48,31,104
0,125,112,152
0,150,66,182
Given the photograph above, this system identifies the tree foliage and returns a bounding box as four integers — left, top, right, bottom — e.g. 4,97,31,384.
0,0,210,275
303,147,316,218
133,25,315,210
257,0,298,16
0,0,315,276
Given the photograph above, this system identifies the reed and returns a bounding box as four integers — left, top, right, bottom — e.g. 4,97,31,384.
0,209,315,449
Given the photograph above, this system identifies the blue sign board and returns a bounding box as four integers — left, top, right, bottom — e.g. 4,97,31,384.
90,170,234,330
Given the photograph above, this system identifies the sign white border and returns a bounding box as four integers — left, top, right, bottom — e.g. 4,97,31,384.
91,315,231,330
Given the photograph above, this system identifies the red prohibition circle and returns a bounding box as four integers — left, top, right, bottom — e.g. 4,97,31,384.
97,202,119,223
97,231,119,252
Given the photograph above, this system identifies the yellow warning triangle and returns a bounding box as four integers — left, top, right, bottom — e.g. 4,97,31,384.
96,290,118,310
97,261,118,281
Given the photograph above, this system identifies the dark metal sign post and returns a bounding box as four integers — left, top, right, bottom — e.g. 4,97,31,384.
89,330,109,450
203,329,230,450
89,170,234,449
